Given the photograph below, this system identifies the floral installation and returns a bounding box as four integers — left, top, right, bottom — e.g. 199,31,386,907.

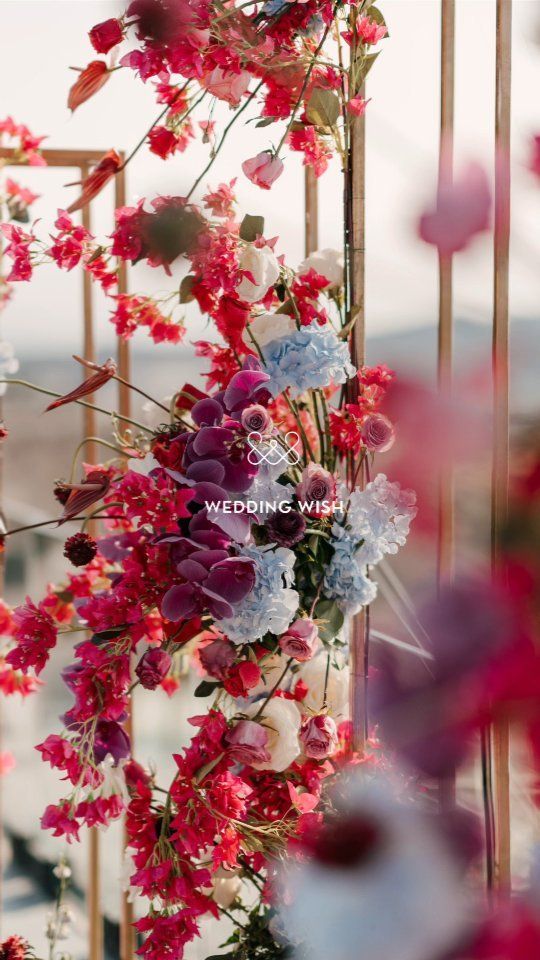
1,4,540,960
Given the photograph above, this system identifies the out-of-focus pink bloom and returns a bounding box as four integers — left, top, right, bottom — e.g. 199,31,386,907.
529,134,540,179
279,618,319,661
361,413,395,452
68,61,111,112
418,162,491,256
242,152,284,190
204,67,250,106
0,751,15,775
300,715,338,759
347,95,370,117
89,18,124,54
225,719,270,765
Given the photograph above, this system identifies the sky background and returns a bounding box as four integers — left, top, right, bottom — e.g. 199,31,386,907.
0,0,539,359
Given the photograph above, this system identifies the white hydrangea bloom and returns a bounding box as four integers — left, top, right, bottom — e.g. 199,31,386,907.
216,544,299,644
345,473,417,566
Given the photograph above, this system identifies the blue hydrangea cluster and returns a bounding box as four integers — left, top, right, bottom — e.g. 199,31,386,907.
216,544,299,644
323,525,378,615
261,326,356,398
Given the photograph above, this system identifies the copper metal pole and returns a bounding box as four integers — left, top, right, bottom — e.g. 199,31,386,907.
349,105,367,754
437,0,456,812
115,162,136,960
492,0,512,892
304,167,319,256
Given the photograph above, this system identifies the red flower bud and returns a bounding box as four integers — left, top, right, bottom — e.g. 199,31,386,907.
68,61,110,113
89,18,123,54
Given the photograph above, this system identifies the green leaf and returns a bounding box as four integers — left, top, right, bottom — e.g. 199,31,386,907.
194,679,220,698
369,6,389,32
240,213,265,242
356,51,381,86
306,87,340,128
179,274,195,303
255,117,277,128
314,598,344,643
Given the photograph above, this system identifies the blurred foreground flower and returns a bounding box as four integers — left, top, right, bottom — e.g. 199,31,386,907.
418,162,491,256
279,774,471,960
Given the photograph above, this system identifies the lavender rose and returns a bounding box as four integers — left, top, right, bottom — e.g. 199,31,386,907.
199,637,236,680
241,403,273,435
300,714,339,760
279,618,319,662
361,413,395,453
225,719,271,765
296,464,336,516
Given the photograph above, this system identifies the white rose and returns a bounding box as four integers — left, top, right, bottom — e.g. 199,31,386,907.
250,697,301,772
237,244,280,303
248,312,296,348
298,653,349,720
212,873,243,908
298,248,344,288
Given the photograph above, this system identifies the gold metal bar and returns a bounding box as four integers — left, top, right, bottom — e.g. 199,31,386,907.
492,0,512,892
115,162,136,960
304,167,319,256
438,0,456,812
349,106,367,754
81,163,97,465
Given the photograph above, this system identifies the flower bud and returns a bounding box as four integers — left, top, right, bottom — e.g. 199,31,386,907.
300,714,339,760
135,648,172,690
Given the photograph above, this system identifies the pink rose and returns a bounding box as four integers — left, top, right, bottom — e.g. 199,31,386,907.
279,618,319,662
199,638,236,681
135,648,172,690
361,413,395,453
225,720,271,765
300,715,339,760
241,404,273,435
204,67,251,106
296,464,336,516
242,152,284,190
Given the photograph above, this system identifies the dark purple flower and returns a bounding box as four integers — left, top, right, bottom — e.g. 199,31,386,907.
191,397,224,427
135,647,172,689
267,509,306,547
161,545,256,621
93,719,130,765
199,637,236,680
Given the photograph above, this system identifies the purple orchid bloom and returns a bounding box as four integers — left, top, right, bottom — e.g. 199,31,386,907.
93,719,131,764
223,365,271,415
161,551,255,621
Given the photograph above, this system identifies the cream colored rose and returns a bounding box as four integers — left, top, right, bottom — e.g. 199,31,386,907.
298,247,344,289
248,312,296,348
236,244,280,303
250,697,301,772
298,654,349,720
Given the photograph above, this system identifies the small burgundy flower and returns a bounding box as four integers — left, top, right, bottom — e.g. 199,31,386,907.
267,509,306,548
53,482,71,506
199,637,236,680
89,17,123,54
304,812,383,869
361,413,395,453
63,532,97,567
135,647,172,690
93,719,130,765
300,714,338,760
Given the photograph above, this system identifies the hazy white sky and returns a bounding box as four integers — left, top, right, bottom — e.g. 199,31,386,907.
0,0,539,357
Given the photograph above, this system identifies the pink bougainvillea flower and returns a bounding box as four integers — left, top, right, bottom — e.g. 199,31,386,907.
347,95,370,117
66,149,122,213
242,151,284,190
418,162,491,256
204,67,251,106
67,60,111,112
45,356,117,411
89,17,124,54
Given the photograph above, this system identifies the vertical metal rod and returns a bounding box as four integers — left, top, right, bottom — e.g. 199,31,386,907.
81,164,103,960
304,167,319,256
0,151,5,936
348,105,367,753
492,0,512,892
115,164,135,960
437,0,456,812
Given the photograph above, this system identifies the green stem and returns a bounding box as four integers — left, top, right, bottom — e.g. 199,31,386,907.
0,379,153,434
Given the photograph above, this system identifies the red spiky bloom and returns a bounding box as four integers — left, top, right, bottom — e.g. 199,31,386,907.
63,532,97,567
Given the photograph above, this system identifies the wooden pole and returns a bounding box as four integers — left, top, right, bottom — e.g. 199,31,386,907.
437,0,456,812
348,101,367,753
492,0,512,892
304,167,319,256
115,162,136,960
